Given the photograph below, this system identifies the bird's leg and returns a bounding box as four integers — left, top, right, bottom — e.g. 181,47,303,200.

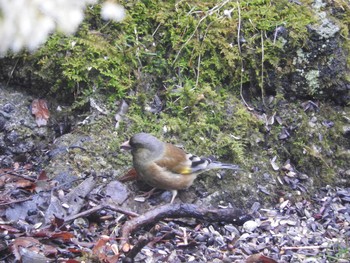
170,190,178,204
138,187,157,198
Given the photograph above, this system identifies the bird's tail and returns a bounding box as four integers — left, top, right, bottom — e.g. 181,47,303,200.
187,155,241,174
207,161,241,171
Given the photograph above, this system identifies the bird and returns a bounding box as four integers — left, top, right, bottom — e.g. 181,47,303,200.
120,132,241,203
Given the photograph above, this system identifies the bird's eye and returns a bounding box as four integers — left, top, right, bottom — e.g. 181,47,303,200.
129,139,135,147
129,139,141,148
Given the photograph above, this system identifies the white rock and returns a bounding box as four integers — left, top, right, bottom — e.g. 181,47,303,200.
243,220,258,233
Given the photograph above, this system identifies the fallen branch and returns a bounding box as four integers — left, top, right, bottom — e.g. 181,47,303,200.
281,245,328,250
123,235,152,262
120,203,251,252
107,203,140,218
0,196,33,206
64,203,139,223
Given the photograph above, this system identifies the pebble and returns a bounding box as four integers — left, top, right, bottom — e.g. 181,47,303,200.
243,220,259,232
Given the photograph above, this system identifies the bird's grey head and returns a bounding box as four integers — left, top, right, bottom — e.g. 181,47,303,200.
129,133,164,159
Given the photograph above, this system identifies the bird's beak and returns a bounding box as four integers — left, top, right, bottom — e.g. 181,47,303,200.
120,140,132,150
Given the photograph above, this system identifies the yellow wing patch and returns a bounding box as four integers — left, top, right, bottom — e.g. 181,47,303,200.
154,143,193,175
179,167,192,175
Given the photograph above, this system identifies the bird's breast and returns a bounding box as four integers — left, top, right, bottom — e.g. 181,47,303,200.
135,162,197,190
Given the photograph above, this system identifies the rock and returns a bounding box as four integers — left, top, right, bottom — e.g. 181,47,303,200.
0,85,54,166
105,181,129,204
243,220,259,233
342,125,350,138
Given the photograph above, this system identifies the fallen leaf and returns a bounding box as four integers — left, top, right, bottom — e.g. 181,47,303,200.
92,236,119,262
246,253,278,263
11,237,57,261
31,99,50,127
33,229,74,241
37,170,48,181
118,168,139,182
15,179,36,191
0,224,22,233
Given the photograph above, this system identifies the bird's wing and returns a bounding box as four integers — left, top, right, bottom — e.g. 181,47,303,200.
154,143,240,176
154,143,194,175
154,143,214,175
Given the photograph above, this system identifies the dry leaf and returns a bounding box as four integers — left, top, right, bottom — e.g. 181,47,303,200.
15,179,35,191
31,99,50,127
37,170,48,181
11,237,57,261
118,168,139,182
246,253,278,263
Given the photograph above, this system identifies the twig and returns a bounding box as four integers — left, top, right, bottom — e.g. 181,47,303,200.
152,23,161,37
99,20,111,32
237,1,253,110
0,170,36,182
239,64,252,110
260,31,266,107
134,26,142,68
123,235,152,262
0,196,33,206
106,203,140,218
194,20,213,89
64,203,139,222
236,1,241,55
195,53,201,89
6,58,20,88
282,245,328,250
64,204,104,222
120,203,251,249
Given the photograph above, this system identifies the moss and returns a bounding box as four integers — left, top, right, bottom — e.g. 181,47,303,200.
328,1,350,71
12,0,314,102
122,94,258,165
262,101,350,187
2,0,349,205
304,70,321,96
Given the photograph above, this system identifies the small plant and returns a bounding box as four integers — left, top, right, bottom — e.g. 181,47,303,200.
326,244,350,262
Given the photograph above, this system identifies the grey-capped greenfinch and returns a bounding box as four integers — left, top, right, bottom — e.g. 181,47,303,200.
121,133,240,203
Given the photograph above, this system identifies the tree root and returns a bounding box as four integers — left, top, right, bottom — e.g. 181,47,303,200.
120,203,252,261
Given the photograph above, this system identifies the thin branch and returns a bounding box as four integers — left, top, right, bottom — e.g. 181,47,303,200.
6,58,20,88
152,23,161,37
194,20,214,89
282,245,328,250
0,170,36,181
134,27,142,70
99,20,111,32
120,203,250,249
123,235,152,262
195,53,201,89
0,196,33,207
64,203,139,223
237,1,253,110
236,1,241,55
106,203,140,218
260,31,266,107
64,204,103,222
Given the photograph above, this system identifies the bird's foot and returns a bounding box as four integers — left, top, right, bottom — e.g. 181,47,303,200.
170,190,178,204
134,188,158,202
134,188,178,204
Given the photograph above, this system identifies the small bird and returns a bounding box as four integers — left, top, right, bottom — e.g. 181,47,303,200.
121,133,240,203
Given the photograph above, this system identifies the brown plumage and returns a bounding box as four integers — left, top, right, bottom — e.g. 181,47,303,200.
121,133,240,203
